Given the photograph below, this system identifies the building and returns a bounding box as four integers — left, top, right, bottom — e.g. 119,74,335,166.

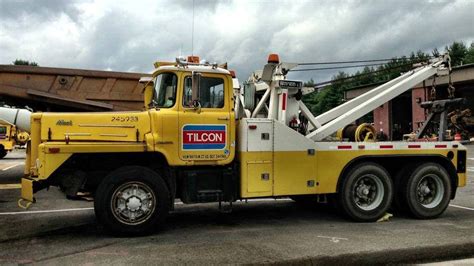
344,64,474,140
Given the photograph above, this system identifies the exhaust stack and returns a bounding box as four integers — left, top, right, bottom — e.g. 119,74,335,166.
0,107,32,133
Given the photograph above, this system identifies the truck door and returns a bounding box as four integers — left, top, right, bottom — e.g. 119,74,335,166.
178,73,234,164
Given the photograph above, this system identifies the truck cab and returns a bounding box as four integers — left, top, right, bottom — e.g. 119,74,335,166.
143,60,236,166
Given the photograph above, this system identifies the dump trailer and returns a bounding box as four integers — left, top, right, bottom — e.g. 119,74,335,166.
0,54,467,235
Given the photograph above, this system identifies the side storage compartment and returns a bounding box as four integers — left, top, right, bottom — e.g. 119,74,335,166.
238,119,274,198
247,161,272,193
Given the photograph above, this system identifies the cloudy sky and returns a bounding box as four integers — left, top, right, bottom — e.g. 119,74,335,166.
1,0,473,83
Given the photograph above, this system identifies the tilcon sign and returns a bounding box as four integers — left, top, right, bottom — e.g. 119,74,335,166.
182,125,226,150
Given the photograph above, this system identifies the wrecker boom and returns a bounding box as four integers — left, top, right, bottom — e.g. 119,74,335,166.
237,54,451,141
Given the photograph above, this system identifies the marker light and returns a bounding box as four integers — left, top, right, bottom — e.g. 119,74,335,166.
48,147,60,153
268,54,280,64
229,70,236,78
187,56,200,63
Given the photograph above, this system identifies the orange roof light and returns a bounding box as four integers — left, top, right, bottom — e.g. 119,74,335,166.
187,56,200,63
268,53,280,64
229,70,236,78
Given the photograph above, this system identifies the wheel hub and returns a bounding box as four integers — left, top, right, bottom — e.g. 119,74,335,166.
421,185,431,195
416,174,444,208
353,175,384,211
127,196,142,211
111,182,156,225
362,187,369,196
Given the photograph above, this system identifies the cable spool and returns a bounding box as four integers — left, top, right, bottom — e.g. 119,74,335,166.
337,123,377,142
355,123,377,142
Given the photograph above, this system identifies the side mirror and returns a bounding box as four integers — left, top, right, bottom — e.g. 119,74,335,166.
191,71,201,107
140,77,154,109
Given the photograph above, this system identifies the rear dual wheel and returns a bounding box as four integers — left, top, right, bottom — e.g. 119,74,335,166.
398,163,451,219
339,163,393,222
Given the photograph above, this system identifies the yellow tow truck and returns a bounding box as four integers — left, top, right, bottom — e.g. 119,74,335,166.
0,54,467,235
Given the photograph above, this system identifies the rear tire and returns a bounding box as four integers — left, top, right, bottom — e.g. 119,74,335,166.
338,163,393,222
393,163,417,213
94,166,170,235
401,163,451,219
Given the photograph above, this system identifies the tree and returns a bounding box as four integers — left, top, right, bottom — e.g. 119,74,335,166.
303,78,315,87
445,41,467,66
301,41,474,116
304,72,348,116
12,59,38,66
463,42,474,65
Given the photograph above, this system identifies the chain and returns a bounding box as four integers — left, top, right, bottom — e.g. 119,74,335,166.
430,75,437,100
448,71,455,98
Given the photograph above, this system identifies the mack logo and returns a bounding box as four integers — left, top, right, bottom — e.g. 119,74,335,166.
56,120,73,126
182,125,226,150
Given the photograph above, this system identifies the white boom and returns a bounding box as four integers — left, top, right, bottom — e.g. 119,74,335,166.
308,54,450,141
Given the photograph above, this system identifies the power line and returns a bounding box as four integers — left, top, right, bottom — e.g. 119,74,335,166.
311,60,423,88
299,58,396,65
298,55,435,66
290,62,386,72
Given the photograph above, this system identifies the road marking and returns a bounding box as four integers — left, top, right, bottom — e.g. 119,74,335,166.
0,198,293,215
467,158,474,160
2,163,23,171
467,167,474,172
449,204,474,211
0,207,94,215
1,202,469,216
0,183,21,189
317,235,348,243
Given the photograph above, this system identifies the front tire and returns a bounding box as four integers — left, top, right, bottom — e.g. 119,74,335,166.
94,166,170,235
402,163,451,219
338,163,393,222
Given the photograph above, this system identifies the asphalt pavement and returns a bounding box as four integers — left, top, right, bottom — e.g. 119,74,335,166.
0,147,473,264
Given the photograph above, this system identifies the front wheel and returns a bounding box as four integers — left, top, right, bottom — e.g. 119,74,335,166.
402,163,451,219
94,166,170,235
338,163,393,222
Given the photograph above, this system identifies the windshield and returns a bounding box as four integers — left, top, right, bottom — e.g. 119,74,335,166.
152,72,177,108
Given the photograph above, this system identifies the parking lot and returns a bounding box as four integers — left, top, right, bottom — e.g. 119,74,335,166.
0,148,473,264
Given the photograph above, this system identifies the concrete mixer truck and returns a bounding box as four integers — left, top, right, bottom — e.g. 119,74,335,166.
0,54,467,235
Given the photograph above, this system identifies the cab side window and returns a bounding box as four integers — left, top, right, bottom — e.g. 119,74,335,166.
183,76,225,108
153,72,177,108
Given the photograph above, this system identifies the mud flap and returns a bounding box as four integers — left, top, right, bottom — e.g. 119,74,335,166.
20,178,35,207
